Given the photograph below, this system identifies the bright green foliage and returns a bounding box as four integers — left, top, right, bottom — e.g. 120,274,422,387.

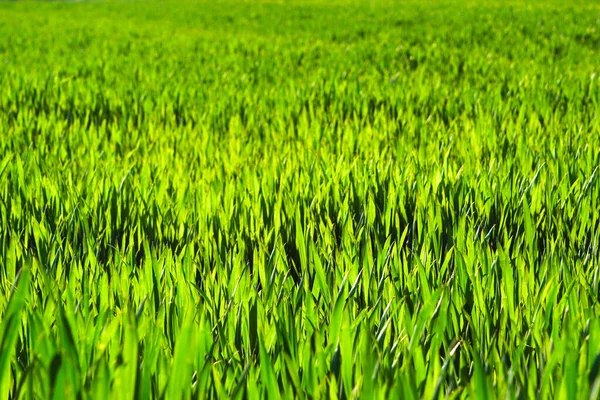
1,0,600,398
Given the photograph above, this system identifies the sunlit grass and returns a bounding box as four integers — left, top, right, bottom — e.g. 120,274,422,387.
1,0,599,398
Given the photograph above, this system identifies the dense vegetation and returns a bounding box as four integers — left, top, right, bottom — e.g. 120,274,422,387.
1,0,599,398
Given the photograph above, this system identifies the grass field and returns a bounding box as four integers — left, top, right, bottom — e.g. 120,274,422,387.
1,0,599,398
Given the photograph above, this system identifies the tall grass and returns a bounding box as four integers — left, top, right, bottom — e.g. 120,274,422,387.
1,0,599,397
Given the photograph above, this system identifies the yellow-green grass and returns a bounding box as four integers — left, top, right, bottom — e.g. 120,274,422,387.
1,0,599,398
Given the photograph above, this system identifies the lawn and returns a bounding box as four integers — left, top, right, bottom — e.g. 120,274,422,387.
0,0,599,398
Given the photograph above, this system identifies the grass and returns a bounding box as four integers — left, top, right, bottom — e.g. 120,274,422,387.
0,0,599,398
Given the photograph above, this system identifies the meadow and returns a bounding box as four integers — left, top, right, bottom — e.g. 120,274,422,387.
1,0,599,398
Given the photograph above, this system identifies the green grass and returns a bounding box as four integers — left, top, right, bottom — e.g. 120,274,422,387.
1,0,599,398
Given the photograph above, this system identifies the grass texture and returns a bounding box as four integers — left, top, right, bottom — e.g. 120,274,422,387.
1,0,599,398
